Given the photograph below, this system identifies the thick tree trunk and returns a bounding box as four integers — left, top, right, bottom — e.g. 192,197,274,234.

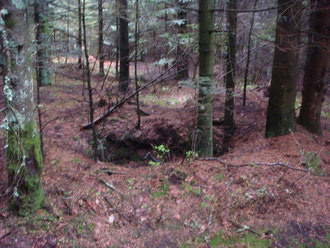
297,0,330,135
197,0,215,156
265,0,302,138
119,0,129,93
98,0,104,76
0,0,44,216
34,0,51,86
82,0,98,161
223,0,237,146
176,0,189,79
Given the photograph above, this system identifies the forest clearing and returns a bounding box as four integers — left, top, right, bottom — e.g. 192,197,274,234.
0,0,329,247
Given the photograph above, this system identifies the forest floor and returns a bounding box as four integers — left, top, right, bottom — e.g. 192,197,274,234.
0,63,329,248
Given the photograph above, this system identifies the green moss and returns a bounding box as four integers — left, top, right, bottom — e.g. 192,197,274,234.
7,121,44,216
210,232,272,247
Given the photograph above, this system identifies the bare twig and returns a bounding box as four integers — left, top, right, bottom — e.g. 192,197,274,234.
197,157,309,172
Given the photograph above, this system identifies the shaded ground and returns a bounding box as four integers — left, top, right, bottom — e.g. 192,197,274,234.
0,66,329,247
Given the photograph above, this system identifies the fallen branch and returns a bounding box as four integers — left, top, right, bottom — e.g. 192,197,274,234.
99,168,127,176
0,231,12,241
99,178,125,198
104,196,128,221
81,46,196,130
228,219,262,236
197,157,309,172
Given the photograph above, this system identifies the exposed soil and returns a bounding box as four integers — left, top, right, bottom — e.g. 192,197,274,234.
0,65,329,248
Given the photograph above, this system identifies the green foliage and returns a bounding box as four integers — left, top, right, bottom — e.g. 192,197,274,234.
185,151,198,163
148,160,161,166
72,158,81,164
152,144,170,162
217,173,223,181
152,180,169,198
302,151,323,176
194,187,201,196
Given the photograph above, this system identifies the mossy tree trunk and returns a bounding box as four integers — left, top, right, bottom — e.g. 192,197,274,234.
196,0,214,156
297,0,330,135
176,0,189,80
34,0,51,86
265,0,302,138
98,0,104,76
119,0,129,93
223,0,237,148
0,0,44,216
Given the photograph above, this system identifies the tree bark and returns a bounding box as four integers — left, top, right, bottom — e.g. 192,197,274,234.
134,0,141,128
223,0,238,145
176,0,189,79
82,0,98,161
265,0,302,138
77,0,83,69
34,0,51,86
0,0,44,216
115,0,119,79
197,0,215,156
119,0,129,93
243,0,258,107
297,0,330,135
98,0,104,76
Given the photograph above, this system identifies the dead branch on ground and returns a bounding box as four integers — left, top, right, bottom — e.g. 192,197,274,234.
197,157,309,172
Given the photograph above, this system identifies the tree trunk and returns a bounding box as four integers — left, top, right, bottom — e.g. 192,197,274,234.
77,0,83,69
135,0,141,128
164,3,169,70
243,0,258,107
297,0,330,135
115,0,119,79
34,0,51,86
0,0,44,216
196,0,215,156
119,0,129,93
265,0,302,138
223,0,237,146
98,0,104,76
82,0,98,161
176,0,189,79
65,2,70,65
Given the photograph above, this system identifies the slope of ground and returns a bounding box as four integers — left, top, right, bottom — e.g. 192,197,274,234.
0,68,329,248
